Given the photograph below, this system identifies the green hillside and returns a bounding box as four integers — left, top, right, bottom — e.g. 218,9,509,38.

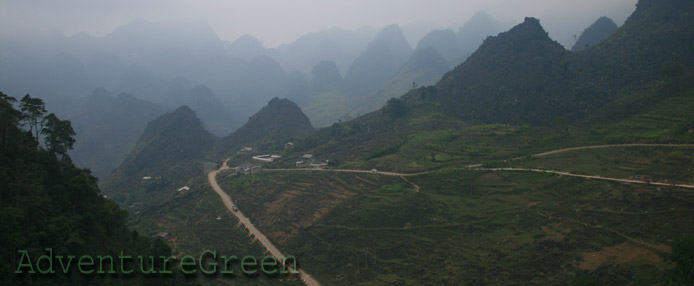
221,97,314,151
211,0,694,285
103,105,217,211
0,93,191,285
93,0,694,285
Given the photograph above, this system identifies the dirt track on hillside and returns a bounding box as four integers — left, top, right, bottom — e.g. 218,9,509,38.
207,160,321,286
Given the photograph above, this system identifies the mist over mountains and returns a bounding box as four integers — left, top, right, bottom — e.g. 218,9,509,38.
5,0,694,285
572,16,619,52
0,9,621,181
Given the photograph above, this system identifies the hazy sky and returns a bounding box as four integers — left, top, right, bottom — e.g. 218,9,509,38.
1,0,637,48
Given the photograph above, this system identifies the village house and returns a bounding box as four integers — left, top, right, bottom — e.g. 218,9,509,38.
310,159,330,169
252,154,281,162
235,163,262,175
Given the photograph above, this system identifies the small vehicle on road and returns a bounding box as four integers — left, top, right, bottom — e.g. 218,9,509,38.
232,205,238,212
370,169,378,173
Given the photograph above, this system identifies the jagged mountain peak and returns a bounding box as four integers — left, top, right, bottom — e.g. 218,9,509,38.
221,97,313,151
571,16,618,52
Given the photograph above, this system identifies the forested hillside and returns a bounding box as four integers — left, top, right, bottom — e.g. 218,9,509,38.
0,92,185,285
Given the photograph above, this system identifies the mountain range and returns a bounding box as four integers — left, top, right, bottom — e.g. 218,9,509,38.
99,0,694,284
7,1,694,284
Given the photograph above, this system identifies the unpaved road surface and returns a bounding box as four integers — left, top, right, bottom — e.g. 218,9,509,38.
207,160,321,286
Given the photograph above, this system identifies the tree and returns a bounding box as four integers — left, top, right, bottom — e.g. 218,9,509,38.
19,94,46,139
384,98,407,118
0,92,19,149
667,236,694,285
41,113,76,155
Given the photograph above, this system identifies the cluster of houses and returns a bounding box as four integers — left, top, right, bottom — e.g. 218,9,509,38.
235,163,262,175
233,146,329,176
296,154,329,169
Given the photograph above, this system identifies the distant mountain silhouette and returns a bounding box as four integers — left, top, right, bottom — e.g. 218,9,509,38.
416,29,461,63
164,79,237,136
225,34,267,61
572,17,618,52
401,21,444,48
115,64,170,103
311,61,345,92
272,27,376,75
70,88,168,180
355,47,450,116
344,24,413,96
456,11,506,62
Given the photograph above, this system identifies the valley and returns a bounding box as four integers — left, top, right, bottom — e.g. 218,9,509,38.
3,0,694,285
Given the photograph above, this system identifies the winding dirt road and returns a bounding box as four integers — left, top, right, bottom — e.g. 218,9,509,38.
475,167,694,189
207,160,321,286
529,143,694,158
264,143,694,190
205,143,693,285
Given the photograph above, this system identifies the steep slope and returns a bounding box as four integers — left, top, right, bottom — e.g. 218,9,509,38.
224,34,267,61
578,0,694,89
163,80,237,136
70,89,168,180
433,0,694,126
231,55,300,122
297,60,352,127
344,25,413,96
415,29,462,63
102,106,217,206
572,17,618,52
310,60,345,92
355,47,450,116
0,93,183,285
456,11,506,61
221,97,314,152
436,17,574,125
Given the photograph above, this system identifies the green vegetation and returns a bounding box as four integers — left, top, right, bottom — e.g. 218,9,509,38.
219,170,405,247
509,146,694,184
97,0,694,285
103,106,218,212
666,236,694,285
219,168,694,285
0,92,191,285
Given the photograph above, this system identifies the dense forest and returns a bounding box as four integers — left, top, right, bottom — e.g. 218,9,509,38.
0,92,190,285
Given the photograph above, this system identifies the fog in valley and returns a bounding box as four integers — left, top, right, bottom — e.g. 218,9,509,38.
0,0,636,178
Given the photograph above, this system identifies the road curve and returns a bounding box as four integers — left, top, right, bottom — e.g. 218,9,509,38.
265,162,694,190
207,160,321,286
205,144,693,283
474,167,694,189
529,143,694,158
